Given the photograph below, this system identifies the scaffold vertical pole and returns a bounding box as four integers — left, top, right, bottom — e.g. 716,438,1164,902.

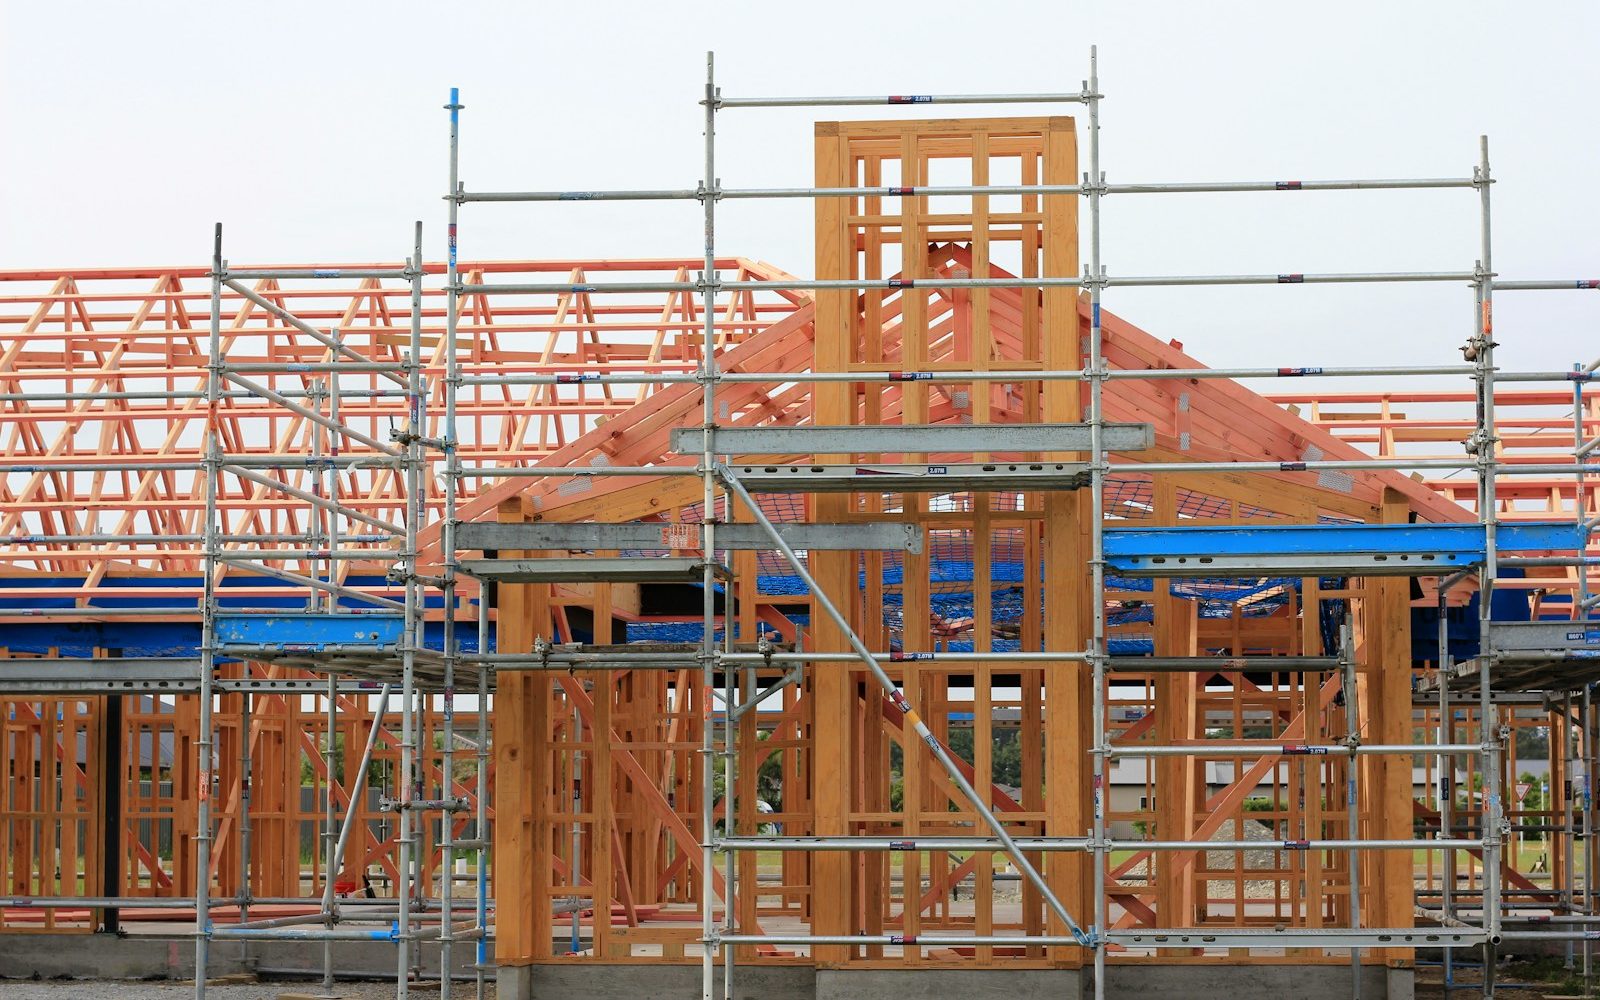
396,432,418,996
475,604,490,1000
443,83,472,999
1583,686,1594,992
322,672,339,993
699,49,722,1000
1084,44,1110,999
1341,623,1362,999
238,688,253,937
1439,588,1457,990
722,556,736,1000
195,221,223,1000
1578,365,1594,620
1473,134,1502,998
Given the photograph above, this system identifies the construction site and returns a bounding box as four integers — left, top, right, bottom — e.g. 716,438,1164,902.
1,27,1599,1000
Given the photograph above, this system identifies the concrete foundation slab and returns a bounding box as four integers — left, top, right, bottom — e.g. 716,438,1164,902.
0,931,479,984
498,962,815,1000
817,967,1081,1000
1104,963,1408,999
494,962,1412,1000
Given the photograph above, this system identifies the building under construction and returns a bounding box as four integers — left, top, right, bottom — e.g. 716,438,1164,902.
0,50,1597,1000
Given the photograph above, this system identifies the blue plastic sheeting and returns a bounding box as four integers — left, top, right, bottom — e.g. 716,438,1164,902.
0,573,455,611
1410,568,1533,663
0,619,485,660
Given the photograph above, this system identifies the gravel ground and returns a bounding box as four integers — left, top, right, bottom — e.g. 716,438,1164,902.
0,979,493,1000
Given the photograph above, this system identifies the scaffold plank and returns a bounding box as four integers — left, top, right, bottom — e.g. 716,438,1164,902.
458,556,731,584
727,461,1091,493
456,520,920,553
669,421,1153,455
1103,521,1583,577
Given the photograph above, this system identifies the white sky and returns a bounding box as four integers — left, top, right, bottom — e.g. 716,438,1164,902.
3,0,1597,378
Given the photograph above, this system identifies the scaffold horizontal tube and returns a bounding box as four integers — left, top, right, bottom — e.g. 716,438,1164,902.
1104,178,1478,194
1112,838,1482,851
456,270,1477,295
210,927,399,942
713,934,1090,947
0,388,405,403
221,268,413,280
1107,743,1484,757
437,364,1578,388
1105,928,1488,948
455,188,700,203
1105,656,1340,672
0,455,402,473
473,653,699,669
455,178,1479,204
716,650,1092,663
1491,279,1600,290
1118,459,1600,475
715,835,1479,852
714,91,1094,108
716,929,1488,949
716,836,1089,852
453,465,701,478
223,361,405,374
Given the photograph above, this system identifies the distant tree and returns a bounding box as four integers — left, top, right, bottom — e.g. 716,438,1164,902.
1516,726,1549,760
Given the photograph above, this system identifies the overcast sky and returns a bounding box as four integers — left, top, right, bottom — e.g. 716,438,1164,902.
3,1,1596,378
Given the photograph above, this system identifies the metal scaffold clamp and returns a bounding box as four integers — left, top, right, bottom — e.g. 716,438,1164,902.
533,634,559,673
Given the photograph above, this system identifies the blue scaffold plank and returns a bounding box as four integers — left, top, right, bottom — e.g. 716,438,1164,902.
214,613,405,652
1103,522,1584,578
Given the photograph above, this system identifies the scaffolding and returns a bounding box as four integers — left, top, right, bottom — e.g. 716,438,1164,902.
434,47,1598,1000
0,44,1596,1000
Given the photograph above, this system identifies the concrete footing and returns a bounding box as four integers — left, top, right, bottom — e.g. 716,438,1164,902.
0,931,478,983
0,935,1415,1000
496,961,1414,1000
